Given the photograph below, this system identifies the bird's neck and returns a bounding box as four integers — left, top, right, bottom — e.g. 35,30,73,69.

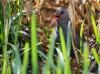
57,19,69,27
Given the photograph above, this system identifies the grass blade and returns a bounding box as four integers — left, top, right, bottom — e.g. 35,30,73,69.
83,42,90,74
59,27,67,60
91,12,100,44
21,42,29,74
91,48,100,73
59,21,71,74
80,20,84,54
91,48,100,64
42,33,56,74
8,43,21,74
31,13,38,74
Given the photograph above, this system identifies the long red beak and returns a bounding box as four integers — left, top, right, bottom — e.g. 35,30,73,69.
50,13,61,26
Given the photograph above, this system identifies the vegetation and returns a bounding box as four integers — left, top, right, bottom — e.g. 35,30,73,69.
0,0,100,74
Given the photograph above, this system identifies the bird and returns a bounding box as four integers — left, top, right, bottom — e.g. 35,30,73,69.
50,7,77,58
51,7,70,43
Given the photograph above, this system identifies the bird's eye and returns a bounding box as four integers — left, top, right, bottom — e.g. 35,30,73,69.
60,11,64,14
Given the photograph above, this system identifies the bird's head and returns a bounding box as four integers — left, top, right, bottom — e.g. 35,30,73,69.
51,7,69,25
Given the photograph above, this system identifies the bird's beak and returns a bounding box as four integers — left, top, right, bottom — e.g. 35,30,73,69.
50,13,61,26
